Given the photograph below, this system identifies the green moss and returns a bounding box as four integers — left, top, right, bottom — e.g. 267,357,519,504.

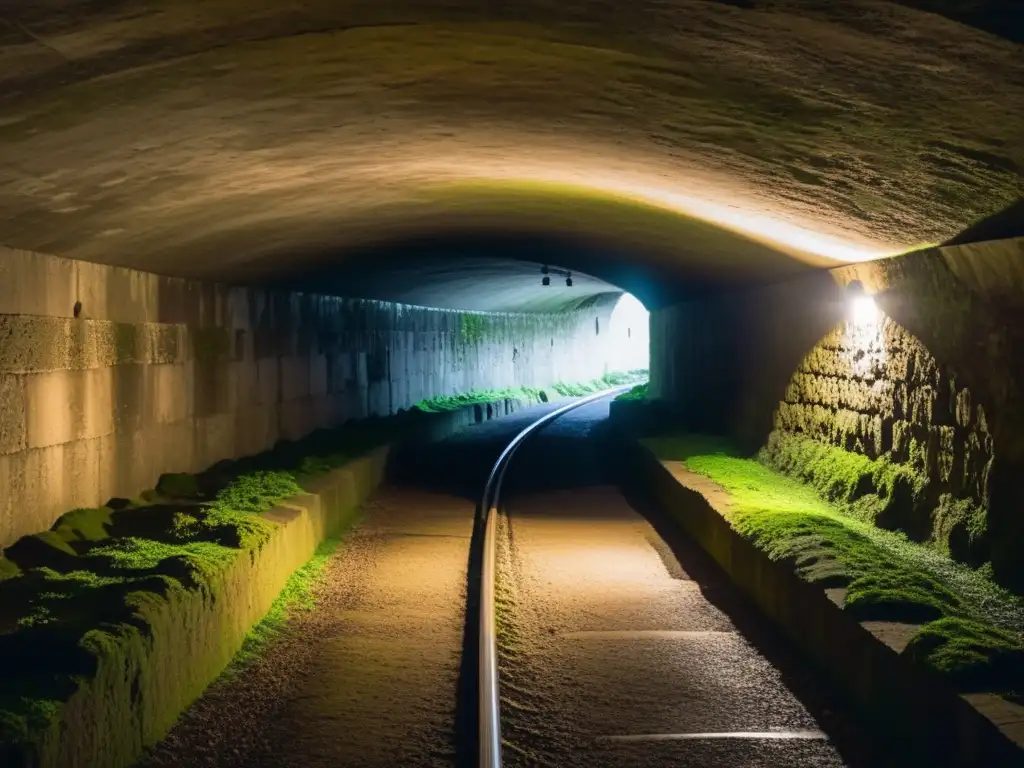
644,433,1024,690
0,410,411,761
0,557,21,582
224,537,341,674
552,370,647,397
932,494,987,557
51,507,115,544
0,698,61,748
209,471,302,515
758,431,929,525
904,617,1024,693
412,371,647,412
615,382,649,401
459,313,490,345
414,386,546,413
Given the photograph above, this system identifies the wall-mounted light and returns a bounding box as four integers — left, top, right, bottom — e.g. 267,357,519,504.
846,280,879,326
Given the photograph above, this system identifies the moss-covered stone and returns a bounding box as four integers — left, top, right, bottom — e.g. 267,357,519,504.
771,309,997,569
3,532,81,572
904,617,1024,693
156,473,201,499
51,507,116,544
0,410,403,767
0,557,20,583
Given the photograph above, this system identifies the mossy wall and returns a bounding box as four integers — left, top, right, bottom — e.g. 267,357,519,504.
767,316,992,552
649,237,1024,588
0,246,616,548
3,448,390,768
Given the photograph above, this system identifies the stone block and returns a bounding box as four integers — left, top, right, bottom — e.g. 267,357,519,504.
0,246,77,318
0,375,26,455
281,357,310,402
254,358,279,406
194,413,237,470
73,260,157,324
25,368,115,449
309,355,328,398
279,400,313,442
233,406,278,458
149,363,192,425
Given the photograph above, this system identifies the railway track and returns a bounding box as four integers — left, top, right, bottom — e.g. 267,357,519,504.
139,392,885,767
473,392,885,768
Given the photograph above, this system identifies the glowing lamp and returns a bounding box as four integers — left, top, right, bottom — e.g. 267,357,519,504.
847,281,880,326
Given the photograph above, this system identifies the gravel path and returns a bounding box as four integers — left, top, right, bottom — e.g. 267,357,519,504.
137,488,473,768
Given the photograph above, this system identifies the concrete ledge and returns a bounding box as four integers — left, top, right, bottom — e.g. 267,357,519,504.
620,438,1023,766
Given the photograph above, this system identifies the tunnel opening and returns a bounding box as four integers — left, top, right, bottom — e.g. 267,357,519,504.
608,292,650,374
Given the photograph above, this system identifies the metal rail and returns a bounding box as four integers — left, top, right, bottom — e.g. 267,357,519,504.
477,387,629,768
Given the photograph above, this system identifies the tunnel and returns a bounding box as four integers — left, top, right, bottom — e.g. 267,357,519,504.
0,1,1022,767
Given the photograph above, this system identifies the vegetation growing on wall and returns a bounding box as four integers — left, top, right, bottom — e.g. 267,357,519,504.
414,387,548,413
412,370,648,412
645,435,1024,695
459,312,491,345
0,417,400,757
551,369,647,397
224,536,342,676
773,315,993,565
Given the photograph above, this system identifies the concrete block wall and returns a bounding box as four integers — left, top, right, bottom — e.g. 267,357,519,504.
0,246,617,547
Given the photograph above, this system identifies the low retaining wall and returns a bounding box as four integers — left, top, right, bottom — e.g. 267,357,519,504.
619,438,1022,766
23,447,390,768
9,397,539,768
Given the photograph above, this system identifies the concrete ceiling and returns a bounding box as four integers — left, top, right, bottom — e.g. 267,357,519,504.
0,1,1021,311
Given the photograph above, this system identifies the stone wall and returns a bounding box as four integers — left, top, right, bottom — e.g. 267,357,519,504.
780,317,993,493
0,246,617,547
649,237,1024,587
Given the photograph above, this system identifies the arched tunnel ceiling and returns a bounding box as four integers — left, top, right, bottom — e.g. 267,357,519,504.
0,1,1021,311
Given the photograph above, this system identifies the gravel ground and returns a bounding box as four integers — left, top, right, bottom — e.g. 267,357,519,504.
494,400,895,767
137,489,474,768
